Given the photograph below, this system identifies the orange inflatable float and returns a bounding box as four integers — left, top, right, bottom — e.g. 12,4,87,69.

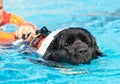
0,10,24,44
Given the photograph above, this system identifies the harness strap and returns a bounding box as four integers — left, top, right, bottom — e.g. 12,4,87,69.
37,37,46,48
29,34,47,48
30,26,50,48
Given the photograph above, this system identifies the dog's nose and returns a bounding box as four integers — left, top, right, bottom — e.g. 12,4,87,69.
76,48,88,55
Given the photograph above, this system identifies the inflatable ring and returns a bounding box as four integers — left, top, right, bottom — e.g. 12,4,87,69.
0,10,24,44
0,31,16,44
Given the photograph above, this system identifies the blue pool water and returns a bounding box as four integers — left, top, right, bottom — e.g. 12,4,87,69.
0,0,120,84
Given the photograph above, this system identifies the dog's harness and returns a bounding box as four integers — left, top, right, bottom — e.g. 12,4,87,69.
28,26,51,48
36,29,62,55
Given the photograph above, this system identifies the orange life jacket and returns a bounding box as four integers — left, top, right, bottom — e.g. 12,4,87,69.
1,10,24,26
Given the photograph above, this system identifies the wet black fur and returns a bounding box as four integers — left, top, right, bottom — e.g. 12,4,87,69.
43,27,103,65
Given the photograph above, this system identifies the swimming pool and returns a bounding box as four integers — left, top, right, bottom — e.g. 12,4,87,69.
0,0,120,83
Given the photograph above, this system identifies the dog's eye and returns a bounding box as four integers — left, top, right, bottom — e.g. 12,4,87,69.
79,34,90,45
81,38,90,45
64,38,74,46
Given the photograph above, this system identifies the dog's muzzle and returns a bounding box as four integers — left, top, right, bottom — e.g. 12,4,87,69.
76,45,89,56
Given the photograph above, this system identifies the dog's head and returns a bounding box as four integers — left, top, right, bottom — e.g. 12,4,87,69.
43,27,103,65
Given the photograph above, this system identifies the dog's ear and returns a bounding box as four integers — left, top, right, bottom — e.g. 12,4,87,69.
89,34,104,57
95,45,104,56
92,38,104,56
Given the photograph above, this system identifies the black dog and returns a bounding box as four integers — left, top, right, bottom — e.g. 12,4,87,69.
42,27,103,65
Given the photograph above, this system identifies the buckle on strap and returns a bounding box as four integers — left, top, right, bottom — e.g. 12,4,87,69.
29,26,51,47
